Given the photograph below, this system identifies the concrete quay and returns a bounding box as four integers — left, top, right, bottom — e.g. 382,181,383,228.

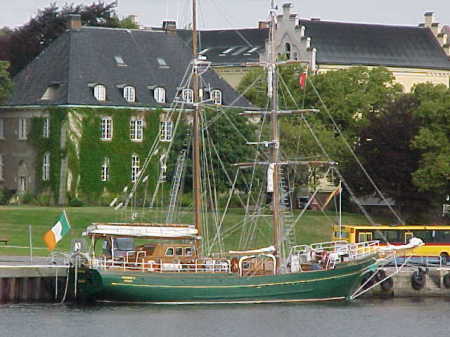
0,256,70,304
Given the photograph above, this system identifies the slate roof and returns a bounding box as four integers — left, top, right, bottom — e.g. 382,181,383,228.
183,20,450,70
4,27,250,108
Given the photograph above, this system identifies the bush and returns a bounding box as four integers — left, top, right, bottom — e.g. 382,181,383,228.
0,188,13,205
20,193,35,205
69,198,84,207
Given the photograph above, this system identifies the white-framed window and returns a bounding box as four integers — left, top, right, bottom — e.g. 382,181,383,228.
18,176,27,193
0,154,3,180
130,117,144,142
42,152,50,181
101,157,110,182
0,119,4,139
43,118,50,138
94,84,107,101
123,86,136,103
131,154,140,183
154,87,166,103
101,116,113,140
182,89,193,103
211,89,222,105
18,118,27,140
160,120,173,142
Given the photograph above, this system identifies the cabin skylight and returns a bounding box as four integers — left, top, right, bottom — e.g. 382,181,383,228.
199,48,209,55
219,47,235,56
114,56,127,67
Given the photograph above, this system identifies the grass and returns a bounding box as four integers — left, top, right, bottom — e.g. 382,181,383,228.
0,206,389,257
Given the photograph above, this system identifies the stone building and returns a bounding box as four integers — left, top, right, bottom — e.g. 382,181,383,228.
0,15,249,205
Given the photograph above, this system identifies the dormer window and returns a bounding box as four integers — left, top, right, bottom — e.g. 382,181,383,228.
123,86,136,103
154,87,166,104
94,84,107,101
211,89,222,105
114,56,127,67
41,84,60,100
182,89,193,104
157,57,169,69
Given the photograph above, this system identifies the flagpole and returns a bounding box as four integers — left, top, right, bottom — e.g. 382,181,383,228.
339,180,342,239
29,224,33,264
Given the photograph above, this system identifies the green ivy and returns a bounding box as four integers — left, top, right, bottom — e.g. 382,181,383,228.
77,108,161,204
30,107,66,202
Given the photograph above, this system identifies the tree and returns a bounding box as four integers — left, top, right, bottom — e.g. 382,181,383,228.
167,108,257,194
0,61,13,103
410,83,450,199
7,2,123,76
345,94,438,218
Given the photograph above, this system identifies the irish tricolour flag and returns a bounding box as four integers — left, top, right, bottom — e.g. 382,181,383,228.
43,212,71,251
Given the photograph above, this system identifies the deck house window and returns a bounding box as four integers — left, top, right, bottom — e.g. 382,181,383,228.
43,118,50,138
101,157,110,182
211,89,222,105
160,121,173,142
123,86,136,103
154,87,166,103
175,247,183,256
101,117,113,140
130,117,144,142
165,247,174,256
131,154,140,183
182,89,193,103
42,152,50,181
18,118,27,140
94,84,107,101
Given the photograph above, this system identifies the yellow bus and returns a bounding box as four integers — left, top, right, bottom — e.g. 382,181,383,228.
332,224,450,263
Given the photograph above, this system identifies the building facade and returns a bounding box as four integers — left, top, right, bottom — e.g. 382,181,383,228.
0,16,249,205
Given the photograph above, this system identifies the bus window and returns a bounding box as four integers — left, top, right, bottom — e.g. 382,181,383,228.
413,231,432,243
358,232,373,242
435,231,450,243
404,232,413,244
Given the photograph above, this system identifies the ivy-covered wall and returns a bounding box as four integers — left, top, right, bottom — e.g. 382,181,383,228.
31,107,162,205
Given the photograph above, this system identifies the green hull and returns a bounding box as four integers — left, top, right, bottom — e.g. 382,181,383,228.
77,257,375,304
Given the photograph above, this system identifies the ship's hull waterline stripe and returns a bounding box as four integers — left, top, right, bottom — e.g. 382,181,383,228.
97,296,346,305
109,269,363,289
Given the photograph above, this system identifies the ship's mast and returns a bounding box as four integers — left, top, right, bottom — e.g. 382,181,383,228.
192,0,202,257
269,0,283,273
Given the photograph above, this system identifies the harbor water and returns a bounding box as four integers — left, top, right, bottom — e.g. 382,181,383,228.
1,298,449,337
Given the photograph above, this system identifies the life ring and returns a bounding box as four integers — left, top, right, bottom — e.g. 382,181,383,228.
411,270,426,290
443,273,450,289
231,257,240,273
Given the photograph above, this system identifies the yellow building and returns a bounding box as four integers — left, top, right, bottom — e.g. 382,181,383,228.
179,4,450,92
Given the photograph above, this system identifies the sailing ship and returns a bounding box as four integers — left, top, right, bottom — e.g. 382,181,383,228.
75,0,379,304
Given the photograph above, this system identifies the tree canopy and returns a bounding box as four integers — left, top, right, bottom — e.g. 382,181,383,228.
0,61,13,103
4,2,138,76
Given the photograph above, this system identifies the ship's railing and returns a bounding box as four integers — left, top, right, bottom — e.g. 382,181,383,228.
89,257,231,273
288,240,380,271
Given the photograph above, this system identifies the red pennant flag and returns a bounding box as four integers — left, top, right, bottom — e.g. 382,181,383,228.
299,72,308,89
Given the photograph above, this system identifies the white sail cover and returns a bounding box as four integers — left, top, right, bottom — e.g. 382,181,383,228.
379,237,424,252
83,224,198,239
229,246,276,255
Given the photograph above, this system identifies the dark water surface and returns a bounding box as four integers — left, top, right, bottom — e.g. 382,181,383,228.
1,298,449,337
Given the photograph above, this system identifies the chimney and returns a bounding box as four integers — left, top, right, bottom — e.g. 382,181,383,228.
162,21,176,32
67,14,81,30
282,3,292,19
424,12,435,27
259,21,269,29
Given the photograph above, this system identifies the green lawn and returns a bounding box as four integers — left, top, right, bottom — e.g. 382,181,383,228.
0,206,386,256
